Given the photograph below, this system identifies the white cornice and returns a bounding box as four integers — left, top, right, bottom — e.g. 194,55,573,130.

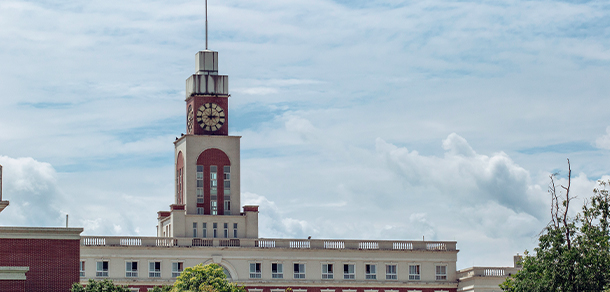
0,227,83,240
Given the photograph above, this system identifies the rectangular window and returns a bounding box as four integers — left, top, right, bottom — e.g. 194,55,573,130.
343,264,355,279
224,166,231,195
193,222,198,237
172,262,184,278
224,223,228,238
211,201,217,215
126,261,138,277
409,265,420,280
96,261,108,277
386,265,397,280
436,265,447,280
202,223,207,238
197,207,204,215
250,263,262,278
233,223,238,238
272,263,283,279
80,261,85,277
294,263,305,279
213,223,218,238
149,262,161,278
224,201,231,215
365,264,376,279
322,264,333,279
196,165,204,203
210,166,217,195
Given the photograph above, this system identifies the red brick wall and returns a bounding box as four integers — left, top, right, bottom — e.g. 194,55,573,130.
0,238,80,292
0,280,26,292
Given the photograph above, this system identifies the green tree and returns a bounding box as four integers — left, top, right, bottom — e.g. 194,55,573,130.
172,263,245,292
501,160,610,291
71,279,131,292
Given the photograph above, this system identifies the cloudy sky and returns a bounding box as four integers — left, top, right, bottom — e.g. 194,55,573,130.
1,0,610,269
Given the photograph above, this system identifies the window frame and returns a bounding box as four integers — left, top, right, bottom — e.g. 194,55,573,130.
125,261,139,278
80,260,86,277
385,264,397,280
249,262,262,279
96,261,109,277
149,261,162,278
365,264,377,280
343,263,355,280
271,263,283,279
172,262,184,278
409,264,421,280
293,263,306,279
435,265,447,281
322,263,334,279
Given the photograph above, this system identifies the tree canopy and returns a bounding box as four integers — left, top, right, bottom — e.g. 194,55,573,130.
71,279,131,292
501,161,610,291
172,263,245,292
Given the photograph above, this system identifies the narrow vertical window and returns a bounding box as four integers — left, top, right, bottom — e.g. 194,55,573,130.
210,166,218,215
193,222,198,237
80,261,85,277
224,201,231,215
213,223,218,238
272,263,283,278
233,223,238,238
197,166,204,203
224,223,228,238
365,264,376,279
224,166,231,214
202,223,207,238
386,265,397,280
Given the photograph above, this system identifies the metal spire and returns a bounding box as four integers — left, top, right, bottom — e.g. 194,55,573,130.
205,0,208,50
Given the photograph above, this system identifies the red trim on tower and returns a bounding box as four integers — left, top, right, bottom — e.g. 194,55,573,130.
197,148,231,215
176,151,184,204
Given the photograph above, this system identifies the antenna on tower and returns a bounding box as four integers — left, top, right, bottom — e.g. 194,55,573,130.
205,0,208,50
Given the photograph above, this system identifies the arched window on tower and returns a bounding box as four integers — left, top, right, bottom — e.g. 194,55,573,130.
176,152,184,205
196,148,231,215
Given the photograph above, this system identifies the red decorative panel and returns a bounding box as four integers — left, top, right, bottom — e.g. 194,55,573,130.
176,151,184,204
157,211,171,218
187,96,229,136
197,148,231,215
243,206,259,212
0,238,80,292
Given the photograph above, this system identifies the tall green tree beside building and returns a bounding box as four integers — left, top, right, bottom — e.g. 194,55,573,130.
501,161,610,291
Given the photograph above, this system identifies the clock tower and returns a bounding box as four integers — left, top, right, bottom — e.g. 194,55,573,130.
156,50,259,239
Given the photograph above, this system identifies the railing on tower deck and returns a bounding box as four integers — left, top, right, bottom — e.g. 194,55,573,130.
457,267,521,280
81,236,457,251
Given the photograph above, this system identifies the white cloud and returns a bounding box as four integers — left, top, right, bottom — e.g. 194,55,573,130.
0,156,63,226
596,126,610,150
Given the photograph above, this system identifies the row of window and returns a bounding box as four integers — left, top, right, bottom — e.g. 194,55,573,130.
82,261,447,281
192,222,238,238
197,165,231,215
81,261,184,278
249,263,447,281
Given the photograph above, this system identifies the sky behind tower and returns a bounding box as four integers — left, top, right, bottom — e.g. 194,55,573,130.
1,0,610,268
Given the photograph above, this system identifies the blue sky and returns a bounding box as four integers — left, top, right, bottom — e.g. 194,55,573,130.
1,0,610,269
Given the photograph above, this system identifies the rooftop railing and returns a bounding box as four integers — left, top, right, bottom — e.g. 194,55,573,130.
81,236,457,251
457,267,521,279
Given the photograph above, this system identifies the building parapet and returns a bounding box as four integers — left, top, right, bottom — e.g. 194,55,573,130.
81,236,457,251
457,266,520,280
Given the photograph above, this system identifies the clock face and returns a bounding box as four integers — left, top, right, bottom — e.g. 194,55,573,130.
187,105,194,134
196,102,225,131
